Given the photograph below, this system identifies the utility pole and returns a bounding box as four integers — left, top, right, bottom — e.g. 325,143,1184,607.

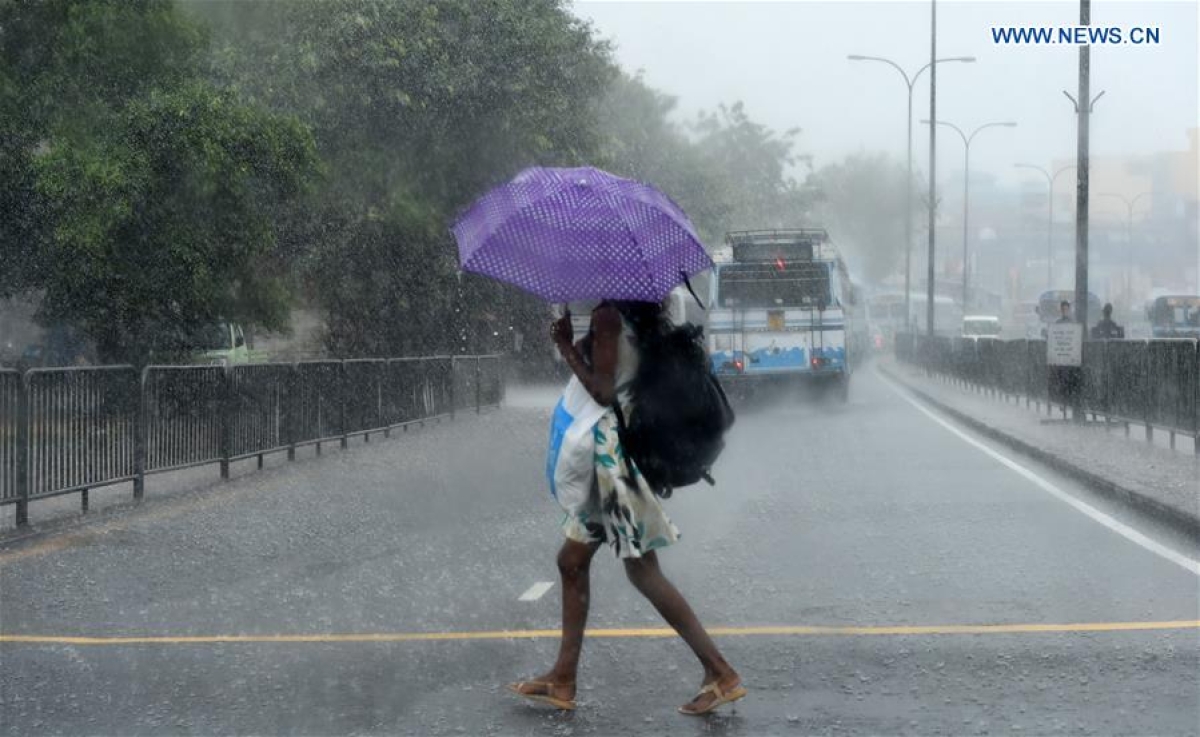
1073,0,1092,328
926,0,937,336
1061,0,1105,423
1015,164,1076,293
1098,191,1151,304
847,54,974,331
927,120,1017,311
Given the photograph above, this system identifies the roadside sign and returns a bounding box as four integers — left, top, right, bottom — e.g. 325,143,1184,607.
1047,323,1083,367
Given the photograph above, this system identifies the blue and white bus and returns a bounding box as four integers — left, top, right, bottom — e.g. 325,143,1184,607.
707,229,857,399
1147,295,1200,339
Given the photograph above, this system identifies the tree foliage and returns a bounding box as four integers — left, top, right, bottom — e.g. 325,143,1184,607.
691,102,816,232
196,0,614,356
1,0,320,362
811,152,919,285
595,77,817,245
593,73,730,244
3,0,827,362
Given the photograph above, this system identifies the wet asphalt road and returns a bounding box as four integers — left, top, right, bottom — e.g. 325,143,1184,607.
2,366,1198,736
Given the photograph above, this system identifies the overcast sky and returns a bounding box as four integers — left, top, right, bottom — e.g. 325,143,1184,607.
573,0,1199,187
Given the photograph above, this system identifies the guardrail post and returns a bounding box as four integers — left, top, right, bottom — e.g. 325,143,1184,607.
475,357,482,414
1142,343,1153,443
134,368,146,500
219,367,232,480
286,363,297,462
362,366,372,443
370,361,382,441
449,357,457,421
383,361,392,439
340,361,349,450
15,372,30,527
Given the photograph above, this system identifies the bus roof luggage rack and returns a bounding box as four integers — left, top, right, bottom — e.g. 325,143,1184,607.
725,229,830,263
725,229,830,247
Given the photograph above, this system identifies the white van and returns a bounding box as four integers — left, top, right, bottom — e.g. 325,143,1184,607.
192,322,251,366
961,315,1002,339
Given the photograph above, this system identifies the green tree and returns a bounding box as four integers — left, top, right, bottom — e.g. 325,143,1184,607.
691,102,817,232
32,83,318,359
593,73,730,244
811,152,917,285
595,76,820,249
195,0,615,356
0,0,320,362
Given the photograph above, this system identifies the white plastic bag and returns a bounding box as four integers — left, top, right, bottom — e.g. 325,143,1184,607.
546,376,607,513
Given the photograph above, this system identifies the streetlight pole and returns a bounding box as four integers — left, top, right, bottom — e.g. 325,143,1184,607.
922,119,1017,311
1015,163,1075,292
928,0,937,336
1097,191,1152,301
847,53,974,330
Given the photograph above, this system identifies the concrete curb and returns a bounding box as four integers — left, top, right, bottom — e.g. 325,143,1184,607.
879,363,1200,539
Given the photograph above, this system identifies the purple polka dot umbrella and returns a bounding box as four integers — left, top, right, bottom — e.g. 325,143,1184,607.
451,166,713,303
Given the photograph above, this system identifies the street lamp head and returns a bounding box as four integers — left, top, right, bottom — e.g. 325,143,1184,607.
847,54,867,61
953,56,977,63
1000,121,1018,127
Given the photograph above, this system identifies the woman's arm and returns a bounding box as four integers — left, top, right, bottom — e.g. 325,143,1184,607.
552,304,620,406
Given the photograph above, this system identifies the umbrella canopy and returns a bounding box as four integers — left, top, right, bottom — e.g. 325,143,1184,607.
452,166,712,303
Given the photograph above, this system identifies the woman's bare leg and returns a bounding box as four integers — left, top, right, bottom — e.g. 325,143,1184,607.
623,551,741,710
549,539,601,682
512,539,600,703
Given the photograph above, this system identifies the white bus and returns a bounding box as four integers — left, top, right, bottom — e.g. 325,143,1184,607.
867,291,961,338
707,229,857,399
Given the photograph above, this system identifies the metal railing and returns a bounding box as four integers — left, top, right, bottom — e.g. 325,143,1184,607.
0,355,504,526
1,370,21,506
895,334,1200,453
25,366,141,511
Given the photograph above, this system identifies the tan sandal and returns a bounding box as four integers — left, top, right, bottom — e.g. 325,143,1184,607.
678,679,748,716
506,680,577,711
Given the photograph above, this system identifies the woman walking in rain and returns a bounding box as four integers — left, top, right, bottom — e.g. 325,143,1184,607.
506,299,745,715
450,165,737,714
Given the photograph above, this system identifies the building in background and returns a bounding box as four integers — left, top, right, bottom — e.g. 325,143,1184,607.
1050,127,1199,312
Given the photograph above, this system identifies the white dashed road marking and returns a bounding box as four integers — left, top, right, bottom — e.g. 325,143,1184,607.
518,581,555,601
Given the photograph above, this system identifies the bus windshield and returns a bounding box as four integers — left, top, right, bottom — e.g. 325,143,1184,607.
717,262,831,308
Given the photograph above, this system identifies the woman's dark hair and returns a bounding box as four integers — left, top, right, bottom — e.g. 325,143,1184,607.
612,300,670,345
580,300,669,364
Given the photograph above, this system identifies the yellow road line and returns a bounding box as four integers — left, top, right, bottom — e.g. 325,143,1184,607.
3,621,1198,646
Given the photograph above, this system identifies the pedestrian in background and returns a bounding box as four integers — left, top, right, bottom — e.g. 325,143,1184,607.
1057,300,1072,324
1041,300,1072,339
1091,303,1124,339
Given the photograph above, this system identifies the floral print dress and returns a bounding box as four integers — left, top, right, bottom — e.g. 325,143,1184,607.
561,320,680,558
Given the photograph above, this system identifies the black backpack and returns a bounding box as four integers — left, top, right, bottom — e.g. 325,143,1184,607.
613,322,735,497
